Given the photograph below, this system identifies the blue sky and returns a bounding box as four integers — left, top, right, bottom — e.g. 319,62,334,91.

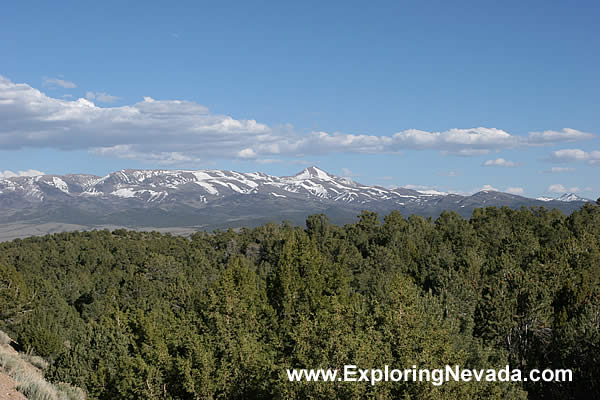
1,0,598,198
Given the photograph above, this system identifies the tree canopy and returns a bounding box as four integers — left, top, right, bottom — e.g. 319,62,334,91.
1,204,599,399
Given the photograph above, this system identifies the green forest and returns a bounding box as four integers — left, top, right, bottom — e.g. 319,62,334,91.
1,203,599,399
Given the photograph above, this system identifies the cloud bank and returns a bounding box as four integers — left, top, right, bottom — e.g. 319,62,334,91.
0,75,594,164
0,169,45,178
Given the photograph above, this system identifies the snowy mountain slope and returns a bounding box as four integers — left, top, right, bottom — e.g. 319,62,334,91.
536,193,593,202
556,193,592,202
0,166,429,205
0,167,592,230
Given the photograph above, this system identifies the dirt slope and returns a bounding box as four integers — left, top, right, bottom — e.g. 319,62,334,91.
0,371,27,399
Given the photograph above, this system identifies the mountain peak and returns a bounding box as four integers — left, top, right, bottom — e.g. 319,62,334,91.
293,166,333,180
1,167,593,235
557,193,589,202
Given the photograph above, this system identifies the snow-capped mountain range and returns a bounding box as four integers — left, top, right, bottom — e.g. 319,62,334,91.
0,167,430,205
537,193,591,203
0,167,592,233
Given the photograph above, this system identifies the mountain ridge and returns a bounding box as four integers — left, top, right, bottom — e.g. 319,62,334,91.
0,167,592,235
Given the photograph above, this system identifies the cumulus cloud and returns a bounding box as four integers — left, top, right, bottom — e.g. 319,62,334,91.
0,169,45,178
480,184,499,191
528,128,594,143
0,76,595,164
43,77,77,89
0,75,271,163
548,184,565,193
506,187,524,195
237,148,258,158
550,149,600,164
483,158,518,167
548,184,580,193
85,91,120,104
393,127,517,153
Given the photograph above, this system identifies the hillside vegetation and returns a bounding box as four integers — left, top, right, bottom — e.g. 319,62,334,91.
0,330,85,400
1,203,599,399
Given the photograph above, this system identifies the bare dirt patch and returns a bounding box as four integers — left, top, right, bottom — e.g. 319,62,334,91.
0,371,27,400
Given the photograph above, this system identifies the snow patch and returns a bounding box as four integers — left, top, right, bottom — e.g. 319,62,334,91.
194,181,219,195
51,177,69,193
111,188,137,198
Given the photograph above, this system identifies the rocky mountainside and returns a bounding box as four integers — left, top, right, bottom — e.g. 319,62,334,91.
0,166,592,232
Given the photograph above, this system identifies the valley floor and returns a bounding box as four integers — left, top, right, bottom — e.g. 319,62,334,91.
0,222,199,242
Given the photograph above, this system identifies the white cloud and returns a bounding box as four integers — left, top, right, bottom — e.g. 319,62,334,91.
442,148,490,156
393,127,517,151
483,158,518,167
0,75,271,161
90,145,202,165
237,148,257,158
548,184,566,193
43,77,77,89
0,75,595,164
0,169,45,178
548,184,580,193
85,91,120,104
404,184,433,191
545,167,576,173
528,128,594,143
403,184,448,195
480,184,498,191
341,167,360,178
506,187,524,195
551,149,588,161
439,170,460,177
550,149,600,164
